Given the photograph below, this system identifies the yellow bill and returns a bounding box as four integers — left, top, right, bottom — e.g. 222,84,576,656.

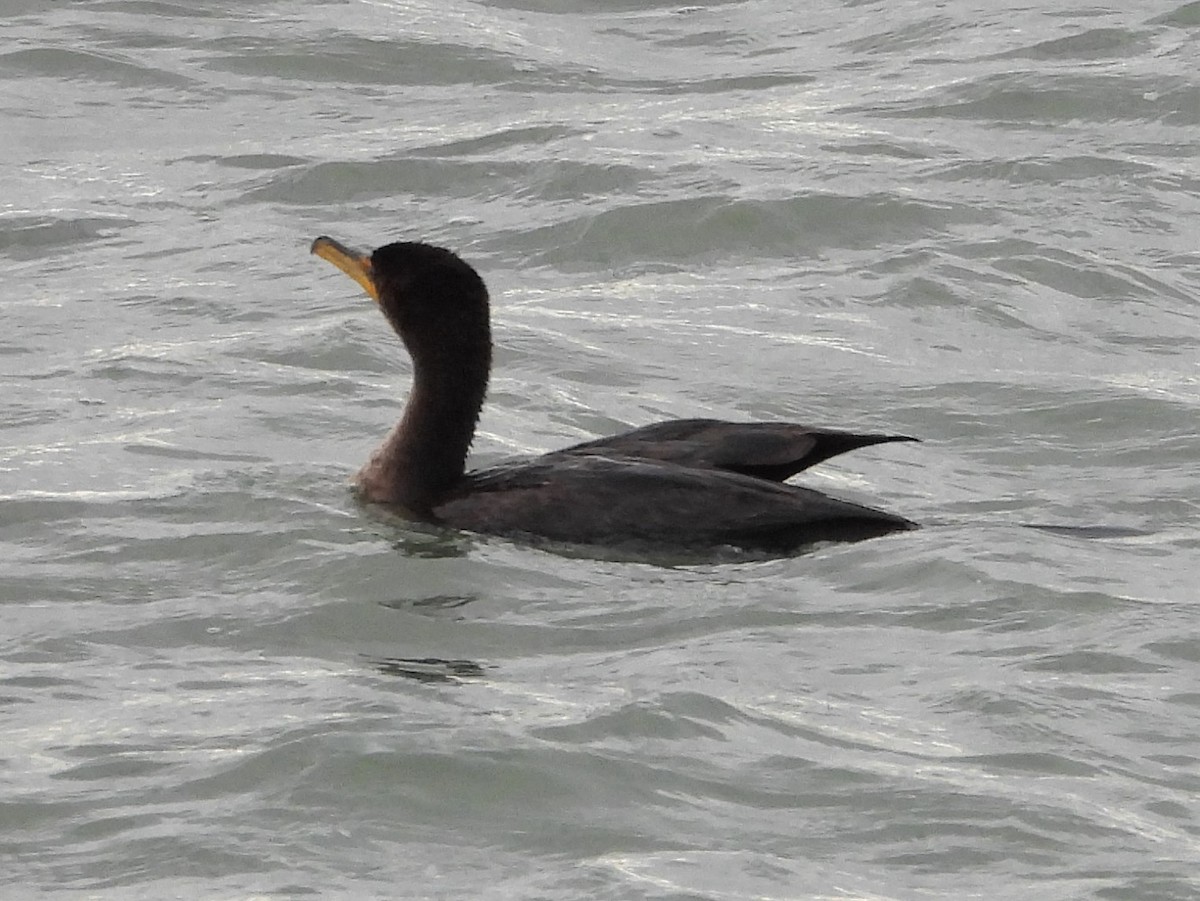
310,236,379,304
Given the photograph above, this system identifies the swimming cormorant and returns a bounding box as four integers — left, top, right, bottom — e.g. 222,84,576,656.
311,236,916,551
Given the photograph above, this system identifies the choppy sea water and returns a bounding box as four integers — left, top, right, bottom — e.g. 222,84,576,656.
3,0,1199,898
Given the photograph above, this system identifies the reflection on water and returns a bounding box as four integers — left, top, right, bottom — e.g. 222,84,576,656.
378,594,478,612
366,655,487,683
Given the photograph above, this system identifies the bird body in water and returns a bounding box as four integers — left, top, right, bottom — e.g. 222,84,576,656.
311,236,917,552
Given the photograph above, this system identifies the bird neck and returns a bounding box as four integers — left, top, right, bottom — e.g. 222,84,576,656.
356,348,490,515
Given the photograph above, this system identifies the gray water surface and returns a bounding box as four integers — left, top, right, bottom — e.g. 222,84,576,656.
3,1,1199,898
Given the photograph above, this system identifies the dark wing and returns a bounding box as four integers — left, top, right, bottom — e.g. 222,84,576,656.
435,454,914,550
555,418,916,482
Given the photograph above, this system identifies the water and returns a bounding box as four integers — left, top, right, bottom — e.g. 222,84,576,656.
3,0,1198,898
